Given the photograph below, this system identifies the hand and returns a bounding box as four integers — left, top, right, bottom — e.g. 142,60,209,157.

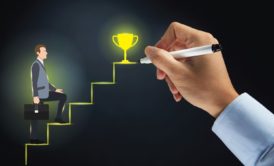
33,96,40,104
55,89,64,93
145,22,239,117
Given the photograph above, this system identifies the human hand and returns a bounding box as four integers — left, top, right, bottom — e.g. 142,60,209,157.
55,89,64,93
145,22,239,117
33,96,40,104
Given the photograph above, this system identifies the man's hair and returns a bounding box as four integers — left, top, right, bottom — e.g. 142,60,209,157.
34,44,46,55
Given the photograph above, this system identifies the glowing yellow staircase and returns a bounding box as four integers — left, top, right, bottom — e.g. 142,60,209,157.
24,62,137,165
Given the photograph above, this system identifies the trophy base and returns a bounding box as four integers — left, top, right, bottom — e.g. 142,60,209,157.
120,60,137,64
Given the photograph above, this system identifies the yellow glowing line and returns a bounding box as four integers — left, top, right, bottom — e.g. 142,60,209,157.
24,62,136,165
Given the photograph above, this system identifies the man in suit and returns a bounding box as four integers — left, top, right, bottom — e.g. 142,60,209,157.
30,44,67,143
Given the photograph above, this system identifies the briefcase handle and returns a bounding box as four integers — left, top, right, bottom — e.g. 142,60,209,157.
34,104,39,114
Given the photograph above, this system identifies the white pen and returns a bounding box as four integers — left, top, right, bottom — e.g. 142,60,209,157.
140,44,222,64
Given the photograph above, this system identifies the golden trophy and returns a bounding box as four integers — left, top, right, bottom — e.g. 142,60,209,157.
112,33,138,63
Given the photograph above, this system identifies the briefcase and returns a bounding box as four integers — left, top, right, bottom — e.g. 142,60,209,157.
24,104,49,120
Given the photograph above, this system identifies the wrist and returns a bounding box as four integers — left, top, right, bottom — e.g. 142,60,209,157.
208,90,239,118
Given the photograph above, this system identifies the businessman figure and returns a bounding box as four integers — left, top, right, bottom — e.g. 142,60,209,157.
30,44,67,143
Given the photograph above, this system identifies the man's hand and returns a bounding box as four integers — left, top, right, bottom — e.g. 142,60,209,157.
145,22,239,118
55,89,64,93
33,96,40,104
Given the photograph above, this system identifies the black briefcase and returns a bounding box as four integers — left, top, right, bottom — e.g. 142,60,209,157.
24,104,49,120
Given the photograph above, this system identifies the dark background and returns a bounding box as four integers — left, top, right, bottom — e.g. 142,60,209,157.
0,0,273,165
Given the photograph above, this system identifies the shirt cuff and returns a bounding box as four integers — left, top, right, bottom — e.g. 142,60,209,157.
212,93,274,165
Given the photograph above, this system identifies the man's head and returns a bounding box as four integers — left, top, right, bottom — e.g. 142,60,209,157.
35,44,47,60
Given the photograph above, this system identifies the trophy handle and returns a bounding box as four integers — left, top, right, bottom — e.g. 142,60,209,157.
112,35,120,47
131,35,139,47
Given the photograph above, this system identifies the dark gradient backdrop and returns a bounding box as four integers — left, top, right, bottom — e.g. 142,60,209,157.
0,0,273,165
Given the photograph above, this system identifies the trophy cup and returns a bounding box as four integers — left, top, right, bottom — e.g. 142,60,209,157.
112,33,138,63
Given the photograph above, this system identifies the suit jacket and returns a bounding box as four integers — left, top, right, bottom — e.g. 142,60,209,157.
31,59,56,99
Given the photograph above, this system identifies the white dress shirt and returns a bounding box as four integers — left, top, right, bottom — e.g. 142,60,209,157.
37,58,44,66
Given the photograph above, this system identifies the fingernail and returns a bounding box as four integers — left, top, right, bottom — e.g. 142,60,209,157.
173,95,180,102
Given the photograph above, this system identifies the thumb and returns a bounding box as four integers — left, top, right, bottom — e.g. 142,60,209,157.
145,46,181,74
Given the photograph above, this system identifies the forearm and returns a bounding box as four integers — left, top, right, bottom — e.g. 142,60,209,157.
212,93,274,165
